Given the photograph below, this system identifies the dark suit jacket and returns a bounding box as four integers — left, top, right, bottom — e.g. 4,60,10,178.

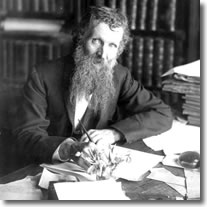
12,55,173,163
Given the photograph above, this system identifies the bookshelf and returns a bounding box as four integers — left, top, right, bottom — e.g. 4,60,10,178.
0,0,75,89
115,0,199,107
0,0,200,103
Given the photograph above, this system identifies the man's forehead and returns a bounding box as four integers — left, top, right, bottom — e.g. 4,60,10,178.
87,21,124,43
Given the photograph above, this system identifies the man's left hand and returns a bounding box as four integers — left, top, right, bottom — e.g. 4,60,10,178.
80,129,122,147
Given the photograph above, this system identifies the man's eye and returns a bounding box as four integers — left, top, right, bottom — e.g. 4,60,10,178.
92,39,101,44
110,43,117,48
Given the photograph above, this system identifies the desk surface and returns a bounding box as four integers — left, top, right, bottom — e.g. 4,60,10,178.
0,140,185,200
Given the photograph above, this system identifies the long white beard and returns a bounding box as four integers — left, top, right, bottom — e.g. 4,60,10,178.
70,44,117,112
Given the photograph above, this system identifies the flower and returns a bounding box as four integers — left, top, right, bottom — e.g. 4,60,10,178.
81,145,131,180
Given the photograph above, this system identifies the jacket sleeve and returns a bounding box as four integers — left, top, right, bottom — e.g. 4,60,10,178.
12,68,66,163
110,69,173,143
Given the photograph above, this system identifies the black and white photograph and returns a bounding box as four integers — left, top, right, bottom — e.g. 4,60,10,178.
0,0,201,202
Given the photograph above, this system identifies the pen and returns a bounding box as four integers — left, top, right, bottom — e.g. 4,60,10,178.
78,119,93,143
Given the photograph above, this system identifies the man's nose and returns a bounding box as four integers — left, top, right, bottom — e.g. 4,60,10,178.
96,46,107,60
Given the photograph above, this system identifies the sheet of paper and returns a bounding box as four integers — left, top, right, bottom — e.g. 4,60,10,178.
0,175,42,200
148,168,185,186
38,168,78,189
110,146,164,181
184,169,200,199
162,60,200,77
143,120,200,155
54,179,130,200
167,183,186,197
162,154,182,168
147,168,186,196
40,162,96,182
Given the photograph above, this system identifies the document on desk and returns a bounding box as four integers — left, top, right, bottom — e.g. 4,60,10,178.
185,168,200,199
147,168,186,197
110,146,164,181
40,162,96,182
40,146,164,182
143,120,200,155
54,179,130,200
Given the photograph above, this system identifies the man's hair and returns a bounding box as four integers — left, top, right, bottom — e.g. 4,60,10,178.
72,6,130,56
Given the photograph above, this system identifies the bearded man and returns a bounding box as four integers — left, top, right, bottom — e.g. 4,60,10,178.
12,7,173,166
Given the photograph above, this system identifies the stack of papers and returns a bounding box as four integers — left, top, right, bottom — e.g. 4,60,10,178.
162,60,200,126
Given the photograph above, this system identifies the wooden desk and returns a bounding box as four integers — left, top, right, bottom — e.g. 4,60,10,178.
0,140,185,200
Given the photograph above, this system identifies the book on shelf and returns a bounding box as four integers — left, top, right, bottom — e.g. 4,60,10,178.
54,0,66,16
94,0,105,7
185,99,200,107
0,37,70,86
27,42,33,71
117,0,127,16
35,42,49,65
146,0,158,31
50,0,57,14
22,0,30,12
157,0,177,31
136,0,148,30
168,0,177,31
8,40,15,80
7,0,14,11
74,0,81,23
163,39,175,73
13,40,25,81
182,103,200,113
23,41,29,80
153,37,164,88
2,39,7,79
183,94,200,102
132,36,144,83
142,37,154,88
6,40,13,79
33,0,40,12
42,0,50,13
0,40,2,78
0,0,68,16
30,41,37,69
40,42,49,63
108,0,116,9
48,42,54,61
16,0,23,12
162,78,200,94
0,0,6,13
127,0,137,30
187,116,200,127
183,111,200,119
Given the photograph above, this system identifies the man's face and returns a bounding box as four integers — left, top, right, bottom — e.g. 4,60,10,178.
83,22,124,65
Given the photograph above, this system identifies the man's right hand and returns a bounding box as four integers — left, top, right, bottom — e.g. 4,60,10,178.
58,138,87,161
58,138,96,170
